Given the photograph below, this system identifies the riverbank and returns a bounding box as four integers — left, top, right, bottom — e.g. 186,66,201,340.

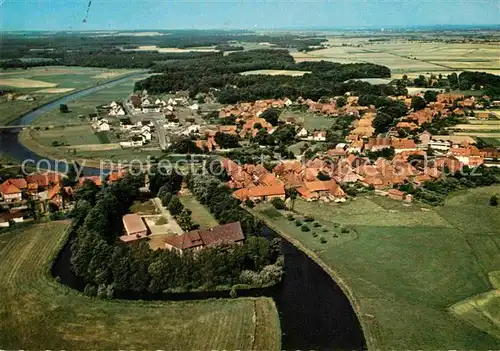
252,190,500,349
250,208,378,351
19,128,121,170
0,221,282,350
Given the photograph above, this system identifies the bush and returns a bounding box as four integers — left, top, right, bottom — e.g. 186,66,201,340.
245,199,255,208
313,222,321,228
84,284,97,297
312,232,318,238
155,216,168,225
304,215,314,222
490,195,498,206
295,219,302,226
271,197,286,210
322,229,328,233
301,225,310,232
287,214,294,221
341,227,350,234
319,236,327,244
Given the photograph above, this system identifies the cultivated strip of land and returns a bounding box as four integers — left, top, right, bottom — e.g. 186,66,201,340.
0,221,281,350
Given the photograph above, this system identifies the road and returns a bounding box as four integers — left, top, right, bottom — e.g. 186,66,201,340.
152,197,183,235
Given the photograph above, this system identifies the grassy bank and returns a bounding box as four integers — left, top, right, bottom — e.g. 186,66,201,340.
0,221,281,349
253,186,500,349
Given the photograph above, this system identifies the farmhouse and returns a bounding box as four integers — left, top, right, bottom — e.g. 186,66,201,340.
0,180,23,202
164,221,244,254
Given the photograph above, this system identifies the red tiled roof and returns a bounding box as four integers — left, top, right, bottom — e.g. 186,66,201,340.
79,176,102,186
7,178,27,190
387,189,405,197
0,181,21,195
165,222,244,251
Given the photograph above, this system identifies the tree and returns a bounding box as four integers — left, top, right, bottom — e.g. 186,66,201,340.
490,195,498,206
260,107,280,126
167,195,184,215
424,90,438,103
214,132,240,149
372,112,395,134
336,96,347,108
270,197,286,210
59,104,69,113
411,96,426,111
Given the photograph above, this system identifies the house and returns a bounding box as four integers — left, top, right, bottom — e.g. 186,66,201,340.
448,145,485,166
365,138,391,152
0,211,25,227
391,139,417,153
308,130,327,142
0,180,23,202
296,180,346,202
47,183,73,208
232,184,286,202
26,172,62,189
296,127,308,138
121,214,148,242
78,176,102,187
387,188,405,201
96,120,110,132
141,131,152,142
164,222,244,254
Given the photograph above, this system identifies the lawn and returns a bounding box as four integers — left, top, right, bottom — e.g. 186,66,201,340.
129,199,159,215
179,193,219,229
280,109,335,130
0,221,281,350
254,186,500,349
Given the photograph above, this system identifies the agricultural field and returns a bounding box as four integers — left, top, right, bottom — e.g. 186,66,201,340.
0,221,281,350
179,193,219,229
240,69,311,77
254,186,500,349
292,38,500,77
0,67,139,126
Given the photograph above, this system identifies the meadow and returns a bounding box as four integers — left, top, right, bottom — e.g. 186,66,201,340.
0,221,281,350
0,67,139,126
254,186,500,349
279,109,335,130
179,193,219,229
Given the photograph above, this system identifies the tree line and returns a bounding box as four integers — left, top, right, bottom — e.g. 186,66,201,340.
134,49,397,102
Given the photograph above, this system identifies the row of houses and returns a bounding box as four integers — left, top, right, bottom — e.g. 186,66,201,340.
0,171,124,207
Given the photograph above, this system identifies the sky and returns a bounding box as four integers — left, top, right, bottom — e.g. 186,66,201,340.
1,0,499,31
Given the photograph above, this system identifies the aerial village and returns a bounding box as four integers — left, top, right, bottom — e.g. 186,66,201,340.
2,89,499,235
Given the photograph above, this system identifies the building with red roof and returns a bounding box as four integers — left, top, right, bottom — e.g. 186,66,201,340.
164,222,244,254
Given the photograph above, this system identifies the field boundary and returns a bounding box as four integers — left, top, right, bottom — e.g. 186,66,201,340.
249,208,379,351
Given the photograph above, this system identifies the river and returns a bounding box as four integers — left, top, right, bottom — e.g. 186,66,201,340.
1,77,367,350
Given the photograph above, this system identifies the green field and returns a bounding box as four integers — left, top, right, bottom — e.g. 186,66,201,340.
0,221,281,349
179,193,219,229
0,67,139,126
30,76,144,125
254,186,500,349
280,109,335,130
